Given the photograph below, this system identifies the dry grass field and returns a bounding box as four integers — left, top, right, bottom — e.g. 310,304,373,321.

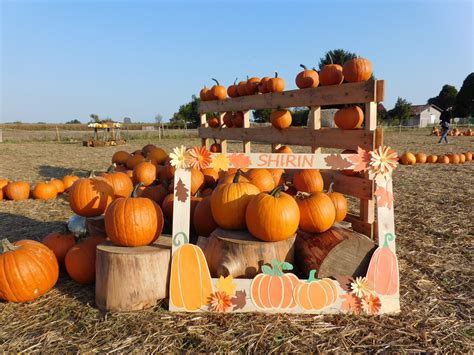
0,131,473,352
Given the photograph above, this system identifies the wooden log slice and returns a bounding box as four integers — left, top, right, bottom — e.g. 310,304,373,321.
198,228,295,278
295,224,376,279
95,235,172,312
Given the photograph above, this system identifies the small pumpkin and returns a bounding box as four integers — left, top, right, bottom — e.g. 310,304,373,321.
246,169,275,192
237,80,248,96
211,78,227,100
0,239,59,302
0,179,9,200
459,154,466,163
275,145,293,154
296,192,336,233
400,152,416,165
147,147,168,165
342,57,373,82
63,175,79,192
448,154,460,164
293,169,324,193
42,232,76,265
210,142,222,153
426,155,438,163
133,161,157,186
200,86,210,101
68,174,114,217
267,72,285,93
112,150,131,165
246,76,260,95
438,155,450,164
193,196,218,237
101,170,133,198
65,235,105,284
50,179,65,194
126,154,145,170
293,270,338,310
415,153,427,164
223,112,234,128
271,109,292,129
295,64,319,89
246,186,300,242
366,233,399,295
319,56,344,86
208,116,220,128
4,181,30,201
32,181,58,200
227,78,239,98
231,111,244,128
464,152,472,161
334,106,364,129
327,183,348,222
258,77,270,94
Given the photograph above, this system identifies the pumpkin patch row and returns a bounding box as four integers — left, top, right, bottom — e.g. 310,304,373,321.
400,151,473,165
0,176,79,201
431,127,473,137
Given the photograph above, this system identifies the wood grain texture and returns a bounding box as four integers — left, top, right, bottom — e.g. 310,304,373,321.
95,235,172,312
198,80,383,113
320,171,373,200
308,106,321,154
345,213,375,238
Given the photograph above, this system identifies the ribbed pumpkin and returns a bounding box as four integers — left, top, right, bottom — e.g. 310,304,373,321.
210,78,227,100
112,150,131,165
227,78,239,98
211,171,260,230
342,58,373,82
327,184,348,222
126,154,145,170
42,232,76,265
133,161,157,186
319,57,344,86
50,179,65,194
267,72,285,93
32,182,58,200
63,175,79,192
275,145,293,153
246,187,300,242
271,109,292,129
293,270,338,310
105,184,164,247
334,106,364,129
295,64,319,89
415,153,427,164
193,196,218,237
426,155,438,163
139,181,168,205
293,169,324,193
438,155,450,164
296,192,336,233
0,179,9,200
147,147,168,165
258,77,270,94
246,76,260,95
202,168,219,188
246,169,275,192
65,235,105,284
101,171,133,198
400,152,416,165
0,239,59,302
223,112,234,128
4,181,30,201
68,174,114,217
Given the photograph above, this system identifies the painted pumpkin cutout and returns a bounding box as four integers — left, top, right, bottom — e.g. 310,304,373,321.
293,270,338,310
366,233,399,295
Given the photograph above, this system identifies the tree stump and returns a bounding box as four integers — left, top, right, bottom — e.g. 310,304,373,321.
198,228,295,278
295,224,376,279
95,235,172,312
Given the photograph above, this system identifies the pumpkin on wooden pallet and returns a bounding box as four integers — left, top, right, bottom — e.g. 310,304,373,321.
334,106,364,130
295,64,319,89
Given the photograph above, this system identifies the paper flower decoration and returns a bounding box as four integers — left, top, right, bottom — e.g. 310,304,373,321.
348,147,371,172
187,146,212,170
350,276,372,298
340,294,362,314
208,291,233,313
362,294,381,315
210,153,230,172
216,275,237,297
169,145,190,169
369,146,398,181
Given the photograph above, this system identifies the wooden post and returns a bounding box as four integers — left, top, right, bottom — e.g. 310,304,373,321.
56,126,61,142
219,113,227,153
0,129,3,143
200,113,209,149
158,126,162,141
243,111,251,153
308,106,321,153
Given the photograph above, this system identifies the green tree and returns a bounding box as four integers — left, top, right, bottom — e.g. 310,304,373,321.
387,97,412,124
291,107,310,126
66,119,81,124
428,84,458,110
171,95,201,128
454,73,474,118
318,49,357,69
252,109,272,123
89,114,100,123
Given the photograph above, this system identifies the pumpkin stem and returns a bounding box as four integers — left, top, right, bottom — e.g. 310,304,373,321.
271,259,284,276
307,269,319,283
232,170,242,183
131,182,144,198
88,170,97,178
328,182,334,193
234,77,238,85
383,233,395,248
274,72,278,78
300,64,307,70
0,239,20,253
270,185,284,198
211,78,220,86
328,53,334,65
106,164,115,174
312,67,318,72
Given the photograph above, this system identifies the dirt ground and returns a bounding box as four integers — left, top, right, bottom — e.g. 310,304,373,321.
0,131,473,352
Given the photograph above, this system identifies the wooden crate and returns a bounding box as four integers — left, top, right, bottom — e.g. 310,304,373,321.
197,80,385,240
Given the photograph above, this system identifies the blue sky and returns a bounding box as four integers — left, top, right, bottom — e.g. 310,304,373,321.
1,0,472,123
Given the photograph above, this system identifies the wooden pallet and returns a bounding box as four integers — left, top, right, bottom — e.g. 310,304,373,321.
197,80,385,240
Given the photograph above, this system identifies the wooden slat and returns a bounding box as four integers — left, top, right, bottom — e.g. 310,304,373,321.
200,113,208,149
376,80,385,102
198,80,383,113
321,171,373,200
375,127,384,148
345,214,373,238
218,113,227,153
364,101,377,131
199,127,375,151
243,111,251,153
308,106,321,154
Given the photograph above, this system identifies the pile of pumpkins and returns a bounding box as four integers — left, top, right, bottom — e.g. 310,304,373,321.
201,57,373,131
0,175,79,201
400,151,473,165
431,127,473,137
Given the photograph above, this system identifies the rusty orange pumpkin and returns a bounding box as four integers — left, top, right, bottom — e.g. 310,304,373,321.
42,232,76,265
32,181,58,200
68,174,114,217
342,57,373,82
227,78,239,98
296,192,336,233
293,169,324,193
65,235,105,284
133,161,157,186
271,109,292,129
4,181,30,201
112,150,131,166
295,64,319,89
211,78,227,100
334,106,364,129
267,72,285,93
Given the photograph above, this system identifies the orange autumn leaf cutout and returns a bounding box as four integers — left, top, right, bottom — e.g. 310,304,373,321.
231,290,247,311
348,146,371,172
340,293,362,314
228,153,252,169
374,186,393,209
324,154,353,170
210,154,230,172
175,178,189,202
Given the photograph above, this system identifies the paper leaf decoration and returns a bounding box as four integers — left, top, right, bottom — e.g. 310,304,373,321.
208,291,232,313
175,178,189,202
228,153,252,169
210,154,230,172
216,275,237,297
324,154,353,170
187,146,212,170
374,186,393,209
335,275,354,292
348,147,371,172
340,294,362,314
231,290,247,311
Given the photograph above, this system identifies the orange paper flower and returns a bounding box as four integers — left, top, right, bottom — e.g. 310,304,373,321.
208,291,233,313
340,293,362,314
187,146,212,170
362,294,381,315
369,146,398,181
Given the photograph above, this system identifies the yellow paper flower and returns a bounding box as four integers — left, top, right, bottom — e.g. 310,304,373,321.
369,146,398,180
187,146,212,170
362,294,381,315
208,291,233,313
210,153,230,172
350,276,372,298
169,145,190,169
216,275,237,297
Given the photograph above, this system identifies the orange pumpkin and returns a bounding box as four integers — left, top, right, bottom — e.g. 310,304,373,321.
227,78,239,98
366,233,399,295
327,184,348,222
112,150,131,165
246,169,275,192
258,77,270,94
464,152,472,161
126,154,145,170
223,112,234,128
218,171,250,185
400,152,416,165
334,106,364,129
102,171,133,198
246,76,260,95
438,155,450,164
147,147,168,165
65,235,105,284
251,259,299,310
211,78,227,100
208,116,220,128
319,57,344,86
211,171,260,229
4,181,30,201
193,196,218,237
271,109,292,129
170,244,214,311
32,181,58,200
141,144,157,157
190,168,204,195
275,145,293,154
293,270,338,310
63,175,79,192
68,175,114,217
267,72,285,93
295,64,319,89
0,179,9,200
133,161,157,186
202,168,219,188
0,239,59,302
448,154,460,164
105,184,164,247
426,155,438,163
246,187,300,242
296,192,336,233
293,169,324,193
50,179,65,194
42,232,76,265
342,57,372,82
269,168,285,186
139,181,168,205
237,80,249,96
200,86,210,101
415,153,427,164
459,154,466,163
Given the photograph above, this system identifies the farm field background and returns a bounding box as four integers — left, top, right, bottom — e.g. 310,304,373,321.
0,131,472,352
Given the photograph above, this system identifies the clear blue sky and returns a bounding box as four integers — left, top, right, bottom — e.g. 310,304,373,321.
1,0,472,123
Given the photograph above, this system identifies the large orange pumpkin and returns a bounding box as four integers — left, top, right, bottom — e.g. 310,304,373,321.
296,192,336,233
267,72,285,93
400,152,416,165
293,270,338,310
32,181,58,200
42,232,76,265
193,196,218,237
415,153,427,164
342,58,372,82
65,235,105,284
112,150,131,165
426,155,438,163
246,187,300,242
50,179,65,194
105,184,164,247
327,184,348,222
251,259,299,310
293,169,324,193
101,171,133,198
0,239,59,302
366,233,399,295
334,106,364,129
133,161,157,186
319,56,344,86
295,64,319,89
271,109,292,129
147,147,168,165
68,175,114,217
63,175,79,192
246,169,275,192
211,171,260,230
4,181,30,201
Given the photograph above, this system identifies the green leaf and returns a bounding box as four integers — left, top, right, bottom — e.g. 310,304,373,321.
261,265,273,276
281,262,294,271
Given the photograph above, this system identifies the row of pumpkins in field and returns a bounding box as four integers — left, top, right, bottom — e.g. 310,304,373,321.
200,57,373,101
399,151,473,165
0,175,79,201
431,127,473,137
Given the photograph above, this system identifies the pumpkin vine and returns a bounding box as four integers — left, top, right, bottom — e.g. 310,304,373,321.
383,233,395,248
261,259,293,277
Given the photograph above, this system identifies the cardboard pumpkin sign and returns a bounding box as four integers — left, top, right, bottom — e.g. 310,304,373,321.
293,270,338,310
366,233,399,295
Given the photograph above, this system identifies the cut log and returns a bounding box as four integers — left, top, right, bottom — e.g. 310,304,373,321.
95,235,172,312
198,228,295,278
86,215,106,237
295,224,376,279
